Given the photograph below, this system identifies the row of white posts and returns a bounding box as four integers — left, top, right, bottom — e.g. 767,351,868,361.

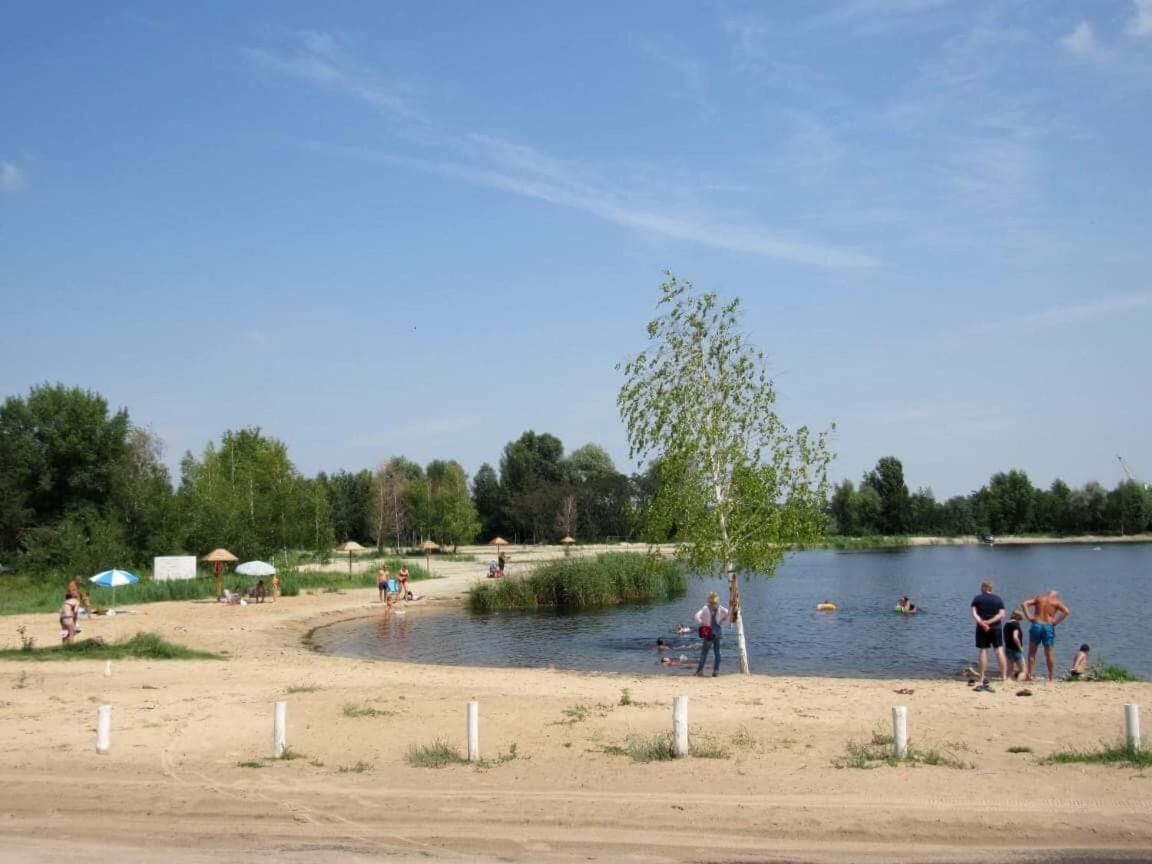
93,696,1143,759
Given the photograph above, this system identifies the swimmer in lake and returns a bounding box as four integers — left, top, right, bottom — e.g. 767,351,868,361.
660,655,692,667
656,639,671,652
676,624,690,635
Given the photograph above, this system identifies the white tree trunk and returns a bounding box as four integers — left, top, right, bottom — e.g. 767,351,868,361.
728,569,750,674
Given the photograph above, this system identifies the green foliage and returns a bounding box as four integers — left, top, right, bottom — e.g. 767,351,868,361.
178,428,331,561
467,552,685,613
0,632,222,661
863,457,911,535
617,274,832,672
603,733,676,763
1042,744,1152,767
1076,662,1141,682
834,730,969,770
426,460,481,550
404,740,467,768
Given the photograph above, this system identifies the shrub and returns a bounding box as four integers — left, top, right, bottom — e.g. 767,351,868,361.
468,552,685,613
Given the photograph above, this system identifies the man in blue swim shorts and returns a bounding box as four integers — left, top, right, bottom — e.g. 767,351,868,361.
1022,590,1071,682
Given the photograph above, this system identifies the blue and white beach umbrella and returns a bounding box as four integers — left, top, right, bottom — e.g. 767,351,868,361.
89,569,139,607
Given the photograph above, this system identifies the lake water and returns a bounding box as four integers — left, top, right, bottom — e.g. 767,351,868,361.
310,544,1152,679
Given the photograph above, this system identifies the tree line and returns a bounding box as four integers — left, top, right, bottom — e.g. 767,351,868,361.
830,456,1152,537
0,384,644,575
2,384,1148,577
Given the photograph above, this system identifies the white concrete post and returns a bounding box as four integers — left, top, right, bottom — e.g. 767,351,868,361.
467,701,480,762
672,695,690,757
96,705,112,755
892,706,908,759
273,701,287,758
1125,704,1142,751
103,660,112,677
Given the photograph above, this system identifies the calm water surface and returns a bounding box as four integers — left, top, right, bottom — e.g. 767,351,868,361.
311,545,1152,679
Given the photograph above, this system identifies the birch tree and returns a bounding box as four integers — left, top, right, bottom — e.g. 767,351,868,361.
617,274,832,673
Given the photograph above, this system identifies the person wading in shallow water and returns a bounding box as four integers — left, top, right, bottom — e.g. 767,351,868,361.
694,591,730,677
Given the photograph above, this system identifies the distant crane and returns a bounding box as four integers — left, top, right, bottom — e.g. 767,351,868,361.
1116,455,1150,490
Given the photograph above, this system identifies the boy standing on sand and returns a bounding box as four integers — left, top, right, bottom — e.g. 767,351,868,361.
1004,609,1025,680
1022,590,1071,682
970,580,1007,691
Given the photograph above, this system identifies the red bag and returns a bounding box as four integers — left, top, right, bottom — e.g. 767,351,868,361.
698,625,714,640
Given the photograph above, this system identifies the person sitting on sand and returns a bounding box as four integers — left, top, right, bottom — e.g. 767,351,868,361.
1069,644,1090,679
59,594,79,645
377,566,391,602
253,579,267,603
404,590,424,602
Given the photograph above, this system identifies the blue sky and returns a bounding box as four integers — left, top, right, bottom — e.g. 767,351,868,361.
2,1,1150,499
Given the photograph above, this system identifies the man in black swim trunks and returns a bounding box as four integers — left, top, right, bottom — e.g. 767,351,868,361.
970,580,1007,691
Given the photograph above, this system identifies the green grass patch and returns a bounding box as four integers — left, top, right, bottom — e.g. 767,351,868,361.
286,684,320,694
337,761,373,773
834,729,969,770
1007,745,1033,754
0,632,222,661
468,552,685,613
1042,744,1152,767
342,702,394,718
603,732,729,762
1081,662,1142,683
277,747,306,761
237,761,266,769
404,739,468,768
0,559,430,615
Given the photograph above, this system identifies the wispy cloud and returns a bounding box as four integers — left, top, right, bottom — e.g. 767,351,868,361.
0,161,24,189
246,31,416,118
254,35,878,270
1128,0,1152,37
400,134,878,269
971,294,1152,336
1062,21,1104,60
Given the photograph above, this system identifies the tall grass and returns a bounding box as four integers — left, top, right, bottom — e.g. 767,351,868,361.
0,560,428,616
468,552,685,613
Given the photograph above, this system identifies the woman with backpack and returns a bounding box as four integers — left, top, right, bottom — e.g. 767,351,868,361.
694,591,730,677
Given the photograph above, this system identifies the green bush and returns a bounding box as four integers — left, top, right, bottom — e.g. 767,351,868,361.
468,552,685,613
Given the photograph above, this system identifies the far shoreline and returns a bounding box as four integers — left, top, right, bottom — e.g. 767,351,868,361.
904,533,1152,547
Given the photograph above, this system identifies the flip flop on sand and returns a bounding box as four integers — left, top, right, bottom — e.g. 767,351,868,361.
1016,689,1033,697
894,688,915,695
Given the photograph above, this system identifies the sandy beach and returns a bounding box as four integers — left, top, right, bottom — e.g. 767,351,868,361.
2,554,1151,863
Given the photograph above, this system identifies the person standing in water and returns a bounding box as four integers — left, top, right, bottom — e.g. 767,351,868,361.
694,592,730,677
970,580,1007,691
1022,590,1071,682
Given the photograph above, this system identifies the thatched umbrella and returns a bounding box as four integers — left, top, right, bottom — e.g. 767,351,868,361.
560,536,576,557
489,537,509,547
421,539,440,577
336,541,367,579
201,548,239,600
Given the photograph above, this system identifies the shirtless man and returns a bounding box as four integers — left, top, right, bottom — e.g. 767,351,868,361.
1022,590,1071,682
